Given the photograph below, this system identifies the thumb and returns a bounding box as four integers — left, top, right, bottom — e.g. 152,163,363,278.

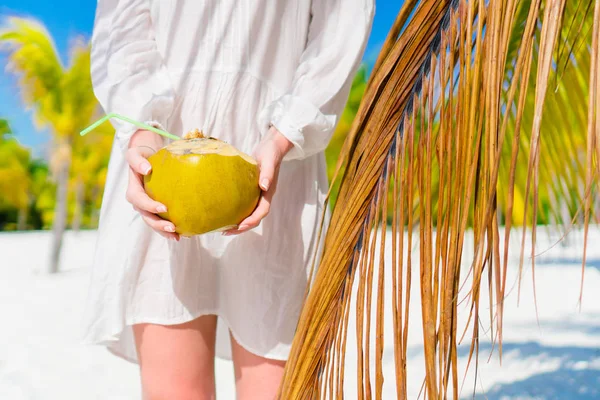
258,155,276,191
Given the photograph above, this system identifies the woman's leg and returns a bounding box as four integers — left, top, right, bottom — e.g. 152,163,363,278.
133,315,218,400
230,333,286,400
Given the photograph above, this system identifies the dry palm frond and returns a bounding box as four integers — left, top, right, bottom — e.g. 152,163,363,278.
279,0,597,398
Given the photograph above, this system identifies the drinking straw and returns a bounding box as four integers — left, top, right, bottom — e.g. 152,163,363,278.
80,113,180,141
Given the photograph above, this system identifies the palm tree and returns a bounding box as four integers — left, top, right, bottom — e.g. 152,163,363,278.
69,121,113,232
325,66,368,208
279,0,598,398
0,17,99,272
0,118,9,135
0,118,31,230
28,159,54,230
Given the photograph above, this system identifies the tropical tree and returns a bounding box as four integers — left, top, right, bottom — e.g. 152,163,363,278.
29,159,55,229
69,120,113,232
279,0,599,398
0,118,9,135
0,17,99,272
0,118,55,231
325,66,368,207
0,119,31,230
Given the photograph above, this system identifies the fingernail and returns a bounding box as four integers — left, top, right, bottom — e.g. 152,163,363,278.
157,205,167,213
222,232,231,236
238,224,249,231
164,225,175,232
141,163,152,175
260,179,270,191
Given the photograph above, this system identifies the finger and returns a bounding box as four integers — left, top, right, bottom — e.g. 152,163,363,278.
125,146,155,176
223,182,276,235
135,208,180,240
155,230,180,241
223,196,271,235
136,207,177,232
258,155,276,191
127,170,167,214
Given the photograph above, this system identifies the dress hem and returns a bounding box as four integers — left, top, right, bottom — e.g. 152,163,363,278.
83,309,291,365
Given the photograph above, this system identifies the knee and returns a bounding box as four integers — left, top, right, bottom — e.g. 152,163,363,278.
142,374,215,400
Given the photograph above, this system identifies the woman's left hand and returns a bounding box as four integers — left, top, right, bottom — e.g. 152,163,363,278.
223,126,294,236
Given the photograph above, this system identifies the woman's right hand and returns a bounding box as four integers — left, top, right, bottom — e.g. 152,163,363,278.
125,129,180,241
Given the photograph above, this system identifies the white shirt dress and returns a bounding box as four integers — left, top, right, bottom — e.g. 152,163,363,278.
82,0,374,362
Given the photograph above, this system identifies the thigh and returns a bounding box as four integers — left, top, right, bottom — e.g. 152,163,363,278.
230,333,286,400
133,315,218,400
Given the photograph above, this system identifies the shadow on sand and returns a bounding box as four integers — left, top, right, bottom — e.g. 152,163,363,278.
460,341,600,399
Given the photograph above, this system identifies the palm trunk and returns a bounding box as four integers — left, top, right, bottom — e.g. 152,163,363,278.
49,154,71,274
17,206,27,230
72,180,84,233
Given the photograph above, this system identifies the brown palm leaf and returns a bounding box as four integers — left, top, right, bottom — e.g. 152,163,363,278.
279,0,598,398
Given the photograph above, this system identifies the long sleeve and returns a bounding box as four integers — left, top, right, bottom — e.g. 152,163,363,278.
90,0,175,151
257,0,375,161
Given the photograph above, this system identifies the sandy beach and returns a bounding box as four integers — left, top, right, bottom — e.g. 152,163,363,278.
1,228,598,399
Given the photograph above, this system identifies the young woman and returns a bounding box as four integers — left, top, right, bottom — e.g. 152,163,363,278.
83,1,374,398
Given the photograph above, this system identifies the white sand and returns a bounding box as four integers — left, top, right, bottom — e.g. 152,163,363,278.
0,227,598,399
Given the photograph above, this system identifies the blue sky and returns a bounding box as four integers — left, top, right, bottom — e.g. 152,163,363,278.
0,0,403,155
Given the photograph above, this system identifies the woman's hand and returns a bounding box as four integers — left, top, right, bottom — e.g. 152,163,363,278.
223,126,294,236
126,129,180,241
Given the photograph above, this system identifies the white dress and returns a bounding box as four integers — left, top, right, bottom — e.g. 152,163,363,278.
82,0,374,362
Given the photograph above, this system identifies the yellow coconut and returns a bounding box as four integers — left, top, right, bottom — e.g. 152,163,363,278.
144,130,260,236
